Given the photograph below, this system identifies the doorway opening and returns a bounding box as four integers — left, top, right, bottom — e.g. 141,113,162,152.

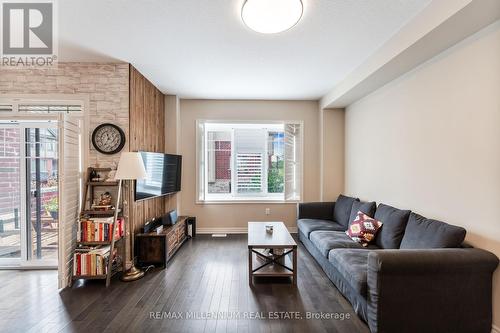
0,121,59,268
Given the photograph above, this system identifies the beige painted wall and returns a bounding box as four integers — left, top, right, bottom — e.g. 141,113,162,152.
165,95,181,154
345,22,500,328
179,99,323,231
320,108,345,201
165,94,181,212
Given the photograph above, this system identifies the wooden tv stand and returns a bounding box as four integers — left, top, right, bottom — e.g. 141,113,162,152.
135,216,189,267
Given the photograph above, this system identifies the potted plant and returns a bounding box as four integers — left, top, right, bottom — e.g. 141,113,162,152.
45,197,58,220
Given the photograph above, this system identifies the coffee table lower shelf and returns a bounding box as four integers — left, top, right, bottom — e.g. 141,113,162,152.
248,246,297,285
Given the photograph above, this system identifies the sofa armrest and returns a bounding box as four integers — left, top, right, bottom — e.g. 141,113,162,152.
297,202,335,220
366,249,499,333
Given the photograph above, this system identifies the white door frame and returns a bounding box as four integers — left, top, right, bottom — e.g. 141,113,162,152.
0,95,88,273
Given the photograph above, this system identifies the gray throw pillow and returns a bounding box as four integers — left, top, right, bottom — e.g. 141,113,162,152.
374,203,411,249
348,200,377,226
400,212,466,249
333,194,359,228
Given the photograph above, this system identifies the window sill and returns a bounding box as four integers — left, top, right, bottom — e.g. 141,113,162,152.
196,199,299,205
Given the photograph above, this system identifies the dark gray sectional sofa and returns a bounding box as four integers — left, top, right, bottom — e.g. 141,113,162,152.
297,194,499,333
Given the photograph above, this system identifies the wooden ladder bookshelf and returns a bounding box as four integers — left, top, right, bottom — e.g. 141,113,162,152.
72,167,123,287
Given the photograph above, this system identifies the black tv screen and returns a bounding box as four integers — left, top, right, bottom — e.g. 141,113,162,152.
135,152,182,201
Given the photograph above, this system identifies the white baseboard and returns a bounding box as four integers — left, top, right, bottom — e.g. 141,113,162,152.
197,227,247,234
197,226,298,234
492,324,500,333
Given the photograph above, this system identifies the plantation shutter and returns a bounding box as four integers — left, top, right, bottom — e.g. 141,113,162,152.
234,129,266,194
0,102,83,114
18,104,83,113
0,103,13,112
206,131,216,183
284,123,302,201
197,121,206,201
58,115,82,288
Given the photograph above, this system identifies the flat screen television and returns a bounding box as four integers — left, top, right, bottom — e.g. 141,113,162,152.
134,152,182,201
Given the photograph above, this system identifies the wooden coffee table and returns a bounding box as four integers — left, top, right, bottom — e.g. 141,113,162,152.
248,222,298,285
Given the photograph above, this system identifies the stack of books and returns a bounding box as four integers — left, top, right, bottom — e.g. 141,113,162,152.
77,217,124,242
73,245,116,276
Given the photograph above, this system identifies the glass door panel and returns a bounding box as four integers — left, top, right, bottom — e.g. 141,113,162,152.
25,127,59,262
0,127,22,260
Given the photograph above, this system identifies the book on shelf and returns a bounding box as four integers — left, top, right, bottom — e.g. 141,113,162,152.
77,217,124,242
73,245,117,277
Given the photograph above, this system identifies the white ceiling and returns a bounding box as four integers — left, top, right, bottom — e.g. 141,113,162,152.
59,0,431,100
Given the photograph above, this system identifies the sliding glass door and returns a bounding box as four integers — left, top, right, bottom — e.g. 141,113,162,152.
0,122,58,267
26,126,59,263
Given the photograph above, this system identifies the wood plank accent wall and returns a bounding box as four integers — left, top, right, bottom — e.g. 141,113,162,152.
125,65,175,263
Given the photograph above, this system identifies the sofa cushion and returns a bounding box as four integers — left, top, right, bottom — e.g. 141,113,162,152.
400,212,466,249
346,211,383,247
349,200,377,225
374,203,411,249
333,194,359,228
298,202,335,220
297,219,345,239
310,230,377,257
328,249,370,295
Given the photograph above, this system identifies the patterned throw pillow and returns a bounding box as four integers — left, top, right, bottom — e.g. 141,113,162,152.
346,211,383,247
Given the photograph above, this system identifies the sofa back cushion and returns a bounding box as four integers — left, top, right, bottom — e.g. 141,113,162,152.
374,203,411,249
400,212,466,249
349,200,377,225
333,194,359,228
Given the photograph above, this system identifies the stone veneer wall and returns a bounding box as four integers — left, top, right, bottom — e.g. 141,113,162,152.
0,62,130,167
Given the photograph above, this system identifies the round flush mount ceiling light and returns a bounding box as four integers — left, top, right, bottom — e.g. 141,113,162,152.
241,0,303,34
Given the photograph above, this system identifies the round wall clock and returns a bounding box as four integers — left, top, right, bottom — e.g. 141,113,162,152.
91,123,126,155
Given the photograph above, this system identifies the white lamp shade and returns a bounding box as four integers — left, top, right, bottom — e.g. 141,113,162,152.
114,152,147,180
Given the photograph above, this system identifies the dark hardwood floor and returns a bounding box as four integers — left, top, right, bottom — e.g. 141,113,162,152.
0,235,370,333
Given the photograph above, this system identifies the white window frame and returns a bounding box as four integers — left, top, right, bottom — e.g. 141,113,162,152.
196,120,303,204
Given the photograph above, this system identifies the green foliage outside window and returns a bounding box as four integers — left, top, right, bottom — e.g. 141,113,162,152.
268,159,284,193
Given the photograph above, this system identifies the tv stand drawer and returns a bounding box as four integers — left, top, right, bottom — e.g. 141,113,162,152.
136,216,190,267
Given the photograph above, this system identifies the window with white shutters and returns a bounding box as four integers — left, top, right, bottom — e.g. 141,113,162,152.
197,121,302,202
